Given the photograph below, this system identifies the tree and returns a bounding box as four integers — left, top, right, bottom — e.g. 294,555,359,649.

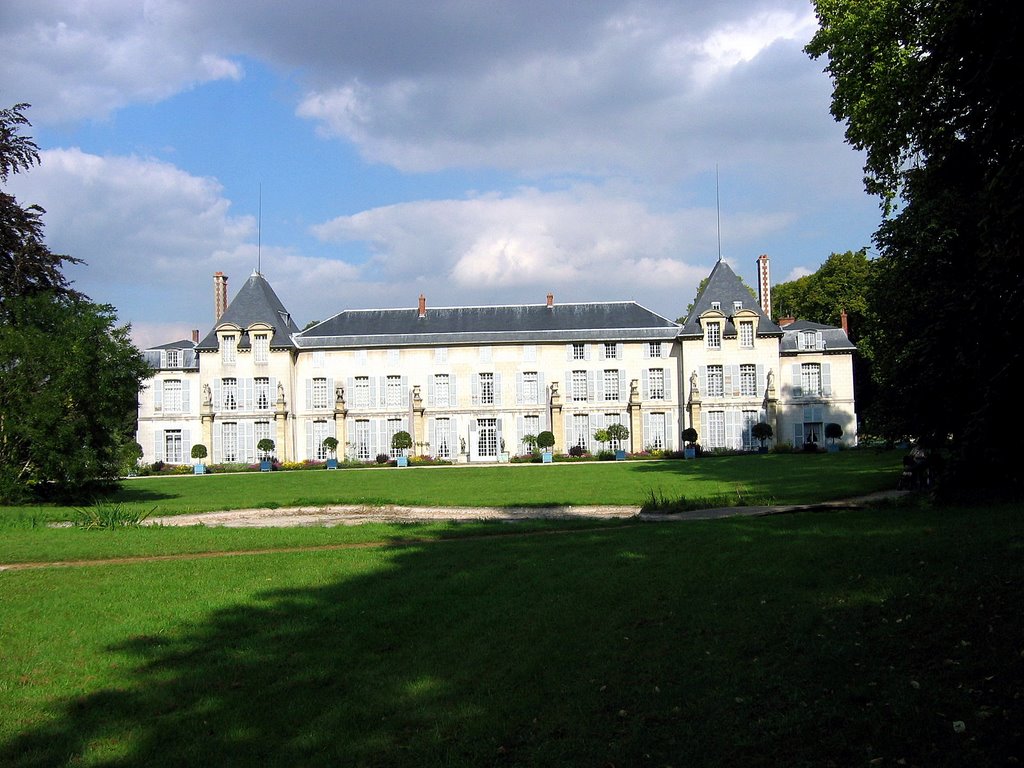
536,431,556,452
807,0,1024,496
0,104,149,502
751,422,773,449
257,438,276,459
1,103,83,310
606,423,629,450
391,430,413,456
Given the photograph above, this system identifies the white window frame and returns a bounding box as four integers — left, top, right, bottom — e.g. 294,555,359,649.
433,373,450,407
572,343,586,360
163,379,182,413
604,369,620,402
165,349,181,368
572,370,588,402
706,366,724,397
353,376,370,409
479,372,495,405
435,418,452,458
647,341,662,358
221,334,237,364
706,411,725,448
255,377,271,410
648,412,666,450
522,372,539,405
604,342,618,360
222,377,238,411
521,414,540,454
740,364,757,397
312,377,329,410
385,375,403,407
354,419,371,460
222,422,239,462
477,417,498,457
253,333,269,364
706,322,721,350
739,321,754,349
573,413,590,450
801,363,822,397
164,429,183,463
648,368,666,400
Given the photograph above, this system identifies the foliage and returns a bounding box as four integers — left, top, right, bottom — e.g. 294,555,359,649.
807,0,1023,497
567,445,587,458
72,500,154,529
390,430,413,454
257,438,276,458
0,295,151,502
593,428,609,449
751,422,773,447
771,250,872,329
824,423,844,443
120,441,144,475
605,422,629,445
682,427,698,445
521,434,538,454
191,444,208,461
322,436,339,456
536,431,555,450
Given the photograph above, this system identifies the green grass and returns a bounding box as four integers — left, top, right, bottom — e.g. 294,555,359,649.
1,449,902,527
1,500,1021,767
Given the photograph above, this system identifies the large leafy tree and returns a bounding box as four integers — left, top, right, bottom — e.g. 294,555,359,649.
0,104,149,501
808,0,1023,495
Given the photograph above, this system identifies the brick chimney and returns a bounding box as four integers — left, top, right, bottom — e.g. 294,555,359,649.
840,309,849,335
778,315,796,327
191,329,200,343
214,272,228,322
418,294,426,318
756,254,771,318
546,292,554,308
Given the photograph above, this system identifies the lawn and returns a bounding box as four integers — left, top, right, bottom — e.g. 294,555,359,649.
2,449,902,525
1,500,1021,767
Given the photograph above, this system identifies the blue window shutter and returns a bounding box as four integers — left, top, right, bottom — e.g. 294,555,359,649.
585,344,592,361
471,374,480,405
181,380,190,412
664,369,672,401
213,379,222,410
401,376,409,407
515,373,524,404
494,373,502,406
699,366,707,396
305,379,313,410
327,378,335,408
822,364,832,397
794,423,803,446
566,344,573,361
587,371,596,401
213,422,223,463
154,431,164,462
153,380,163,410
306,420,314,460
616,343,624,359
642,369,650,399
756,365,765,397
792,364,802,397
182,429,191,459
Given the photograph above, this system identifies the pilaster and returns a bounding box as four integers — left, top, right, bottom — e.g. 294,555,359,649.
628,378,642,453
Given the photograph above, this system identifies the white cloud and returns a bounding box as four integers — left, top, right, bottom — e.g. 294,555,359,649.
785,266,814,281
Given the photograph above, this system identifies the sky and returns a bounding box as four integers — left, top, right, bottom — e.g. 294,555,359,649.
1,0,880,349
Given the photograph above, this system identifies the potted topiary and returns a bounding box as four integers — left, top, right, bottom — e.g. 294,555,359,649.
191,443,208,474
606,423,630,460
682,427,699,459
498,437,509,463
752,422,773,453
537,430,556,463
392,430,413,467
323,436,339,469
257,438,275,471
825,422,843,452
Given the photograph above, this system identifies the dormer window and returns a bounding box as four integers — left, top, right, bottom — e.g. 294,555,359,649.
222,334,237,364
165,349,180,368
739,321,754,348
706,322,722,350
733,300,743,313
711,301,721,311
253,333,269,364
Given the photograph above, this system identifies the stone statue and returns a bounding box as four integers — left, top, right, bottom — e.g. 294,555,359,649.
202,383,212,406
766,368,775,391
277,381,285,400
335,384,345,403
690,370,699,395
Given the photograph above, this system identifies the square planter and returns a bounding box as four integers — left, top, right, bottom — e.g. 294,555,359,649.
193,464,206,475
827,444,840,453
260,460,273,472
615,450,627,461
397,456,408,467
542,451,553,463
684,447,696,459
498,452,510,463
326,458,339,469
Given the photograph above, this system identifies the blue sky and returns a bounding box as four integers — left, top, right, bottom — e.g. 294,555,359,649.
2,0,879,348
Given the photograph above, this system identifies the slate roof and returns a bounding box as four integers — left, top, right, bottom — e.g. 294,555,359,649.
779,319,856,353
679,260,781,338
196,272,301,351
296,301,680,349
148,339,196,351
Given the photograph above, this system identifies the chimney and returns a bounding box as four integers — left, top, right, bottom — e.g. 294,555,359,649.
546,292,554,308
418,294,426,318
214,272,228,322
191,329,200,343
756,254,771,318
778,315,796,327
840,309,849,335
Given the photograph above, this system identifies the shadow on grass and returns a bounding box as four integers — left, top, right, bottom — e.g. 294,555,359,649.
2,507,1020,767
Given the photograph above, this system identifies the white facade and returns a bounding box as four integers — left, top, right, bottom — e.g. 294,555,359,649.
137,261,857,464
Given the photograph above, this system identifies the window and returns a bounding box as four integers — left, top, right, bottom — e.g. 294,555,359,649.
522,345,537,362
434,418,452,458
312,350,325,369
434,347,448,363
222,422,238,462
572,343,586,360
354,419,371,460
165,349,180,368
312,421,329,460
711,301,721,311
572,370,588,402
222,378,238,411
604,343,618,360
521,414,540,453
733,300,743,313
742,411,759,450
162,379,182,412
800,331,819,351
801,363,822,396
386,417,402,458
648,368,666,400
253,333,269,364
479,346,492,363
647,342,663,358
522,372,540,404
740,364,757,397
647,413,666,450
353,376,370,408
255,421,272,456
388,349,400,364
706,322,721,349
739,321,754,348
604,370,620,401
355,349,367,364
706,366,723,397
312,377,329,409
479,373,495,405
433,373,450,407
222,334,236,364
164,429,183,463
605,414,623,449
573,413,590,450
477,418,497,457
706,411,725,448
385,375,403,407
255,377,271,410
